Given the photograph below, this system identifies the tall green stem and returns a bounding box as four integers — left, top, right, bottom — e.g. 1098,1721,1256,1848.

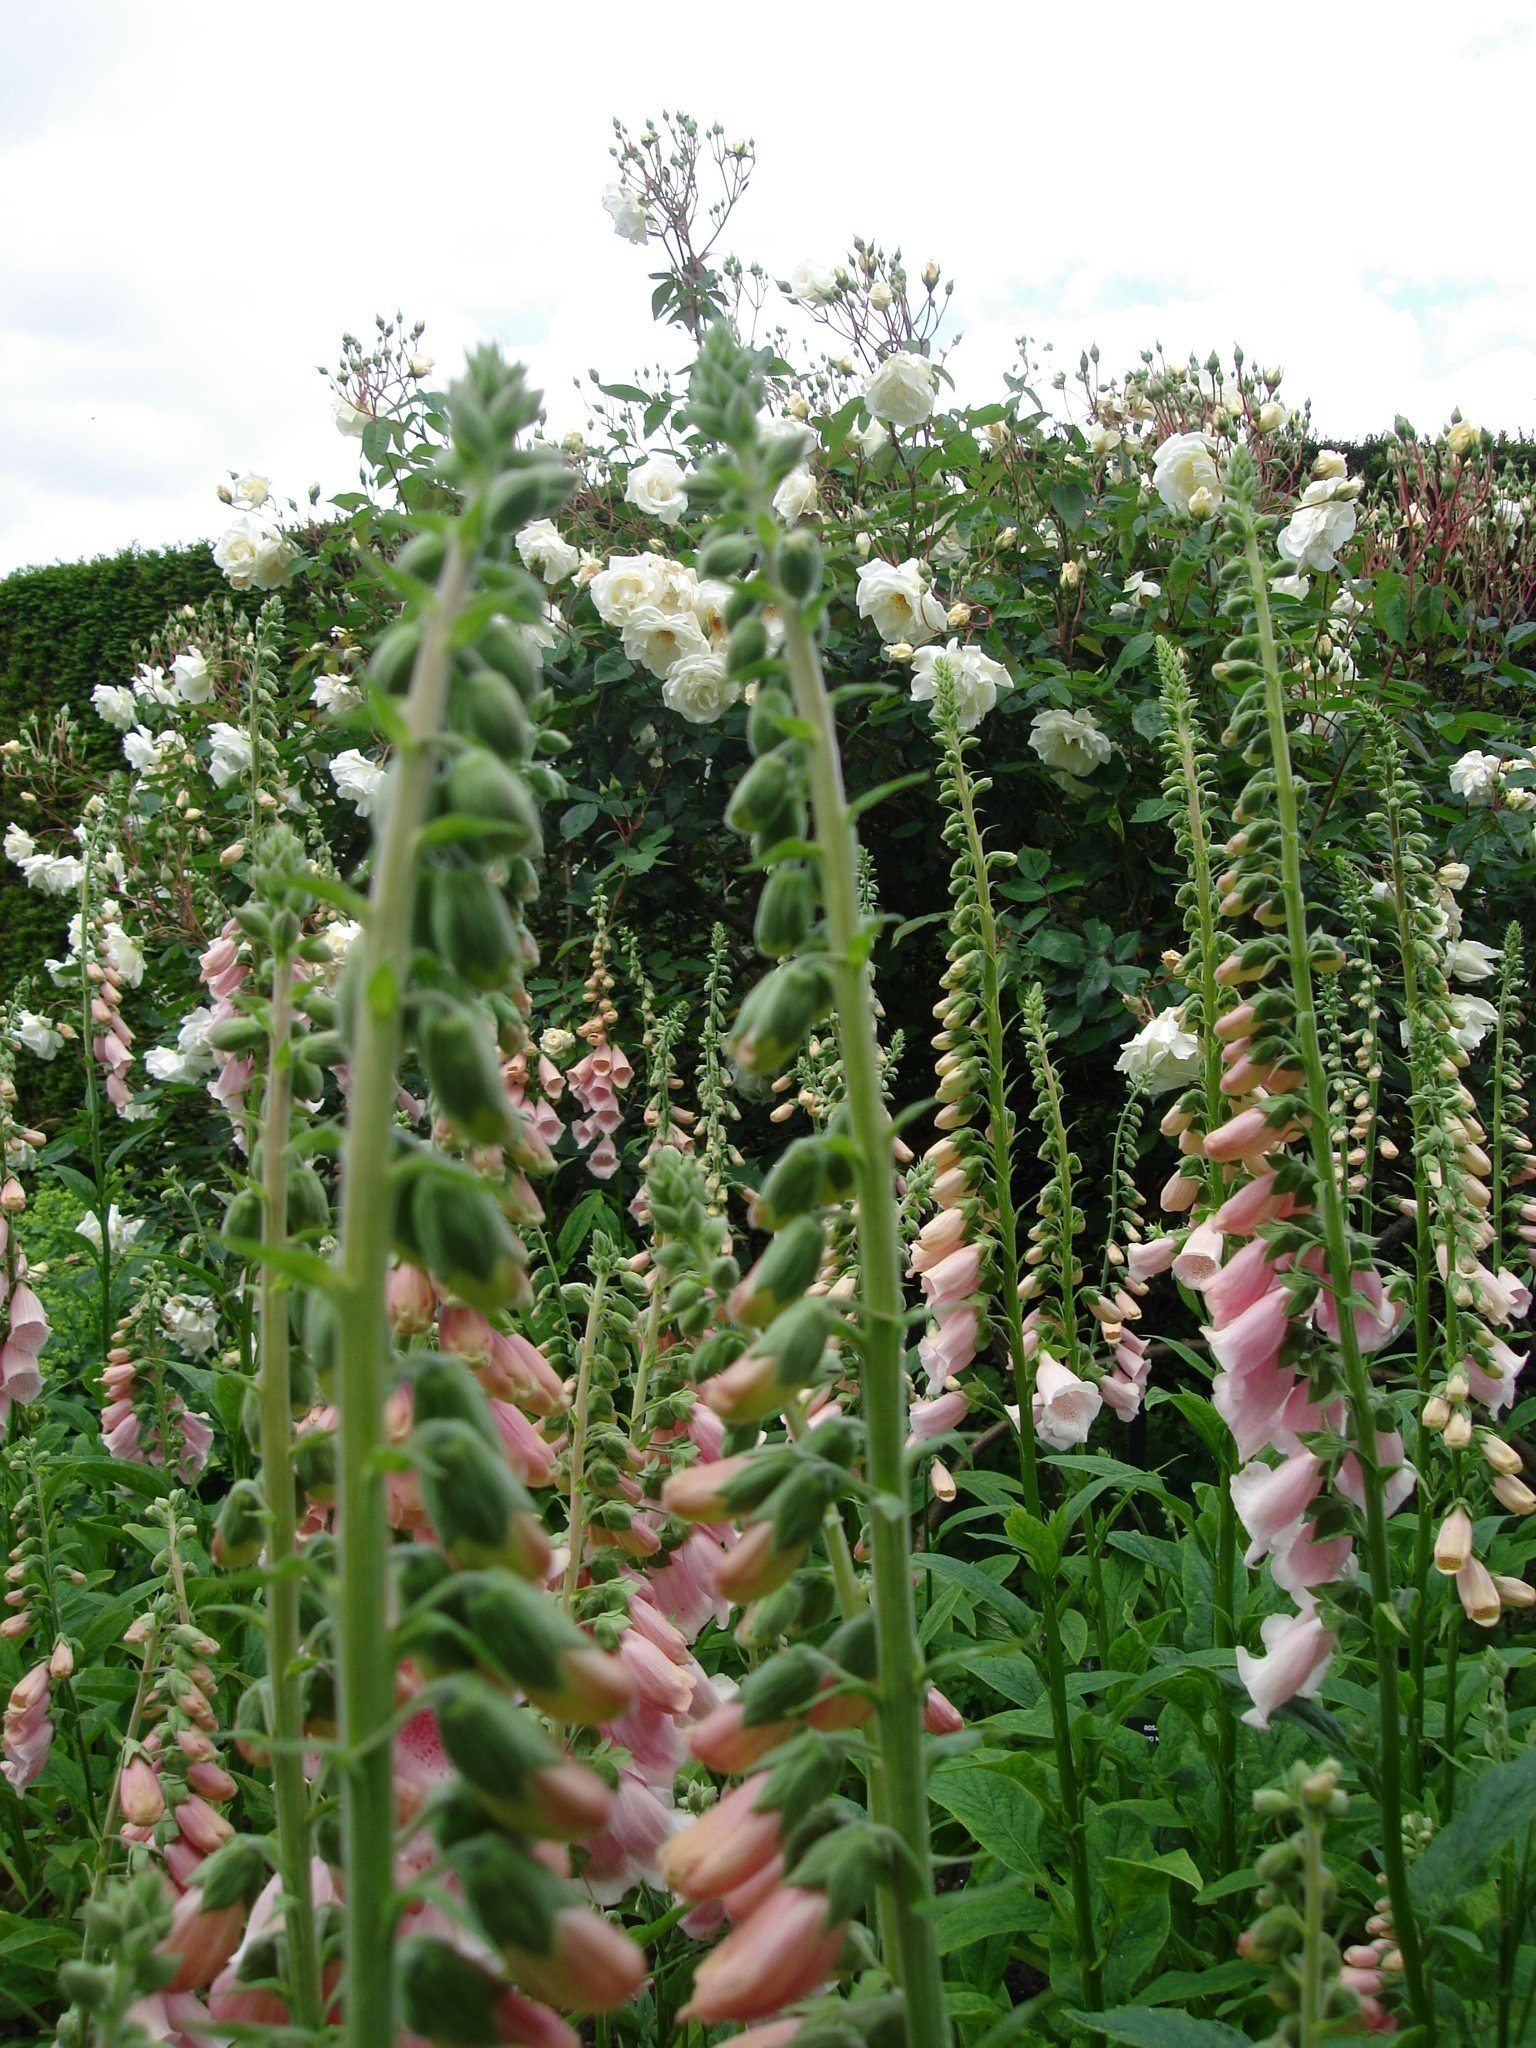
258,954,321,2030
783,612,950,2046
948,735,1101,2006
1299,1807,1327,2048
1247,535,1432,2034
333,541,470,2048
78,852,112,1375
563,1271,607,1611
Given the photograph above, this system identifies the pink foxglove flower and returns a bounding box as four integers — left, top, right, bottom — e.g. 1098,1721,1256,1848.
1234,1603,1336,1730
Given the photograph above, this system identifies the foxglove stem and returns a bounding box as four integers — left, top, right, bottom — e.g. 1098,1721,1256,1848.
1299,1804,1327,2048
1247,532,1432,2034
333,538,471,2048
77,850,112,1376
782,608,950,2045
257,950,321,2030
945,723,1101,2006
563,1268,608,1611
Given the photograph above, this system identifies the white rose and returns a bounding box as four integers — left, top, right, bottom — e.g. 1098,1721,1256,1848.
1270,573,1312,601
1029,706,1113,778
311,675,363,715
1087,422,1122,457
164,1295,219,1357
212,520,262,588
621,604,711,680
132,663,175,704
1311,448,1348,481
409,354,435,378
76,1205,144,1257
1115,1007,1202,1093
787,260,838,306
1110,570,1161,620
208,722,253,790
1277,481,1358,575
333,394,372,437
1152,432,1223,516
908,639,1013,732
602,183,649,244
170,649,213,703
1449,750,1504,807
1448,939,1500,983
772,467,819,523
855,558,947,647
693,578,733,642
4,824,35,864
660,651,742,724
16,1010,62,1060
514,602,563,668
589,553,668,626
329,749,386,817
20,852,83,895
1446,418,1480,456
515,519,581,586
234,474,270,507
248,533,295,592
122,727,167,776
864,351,938,431
91,684,138,729
624,454,689,527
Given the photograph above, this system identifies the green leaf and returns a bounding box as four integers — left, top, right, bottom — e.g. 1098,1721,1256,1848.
1069,2007,1253,2047
1130,693,1166,737
560,802,600,840
914,1551,1034,1635
1372,571,1409,649
593,649,634,685
1410,1746,1536,1917
930,1766,1043,1879
1115,634,1156,681
1049,480,1089,532
61,1458,173,1501
931,1880,1049,1953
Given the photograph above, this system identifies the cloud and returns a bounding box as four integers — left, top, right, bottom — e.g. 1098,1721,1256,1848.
3,0,1533,575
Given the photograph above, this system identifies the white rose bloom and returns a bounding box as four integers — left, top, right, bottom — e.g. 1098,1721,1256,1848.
20,852,84,895
1115,1007,1203,1093
76,1205,144,1257
16,1010,62,1060
145,1046,196,1084
761,415,816,456
908,639,1013,732
409,354,435,379
1087,422,1122,457
661,652,743,725
1312,448,1348,481
1277,481,1358,575
1447,995,1499,1055
588,554,666,625
132,663,176,704
91,683,139,729
787,260,838,306
212,519,262,588
772,468,819,523
648,558,701,614
624,455,689,526
1029,706,1113,778
208,722,253,789
122,727,168,775
1449,750,1504,807
621,604,712,680
1446,418,1479,456
514,602,563,668
4,824,35,865
250,533,296,592
540,1026,576,1060
164,1295,218,1357
692,578,733,643
311,675,363,715
329,749,386,817
234,474,270,507
170,649,213,703
516,519,581,586
321,919,364,964
1492,496,1524,532
1448,939,1500,982
1152,433,1223,516
846,418,889,460
602,183,649,244
1270,573,1312,601
333,394,372,437
864,351,938,431
855,558,947,647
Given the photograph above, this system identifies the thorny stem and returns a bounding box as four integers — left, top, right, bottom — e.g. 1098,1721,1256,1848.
1247,534,1432,2035
333,539,471,2048
257,952,322,2030
946,723,1101,2007
783,610,950,2044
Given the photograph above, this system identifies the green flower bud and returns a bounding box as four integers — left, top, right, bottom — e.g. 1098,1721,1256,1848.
420,1006,515,1147
413,1419,547,1577
450,667,533,762
212,1480,266,1571
754,863,817,959
441,750,544,859
397,1936,504,2046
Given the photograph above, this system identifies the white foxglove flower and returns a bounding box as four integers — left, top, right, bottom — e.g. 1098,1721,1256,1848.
75,1206,144,1257
16,1011,62,1060
1448,939,1500,983
164,1295,218,1357
4,824,35,865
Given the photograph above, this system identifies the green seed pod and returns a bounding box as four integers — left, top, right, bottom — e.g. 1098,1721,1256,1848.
285,1162,330,1236
206,1015,267,1056
428,866,518,991
747,683,793,757
293,1428,336,1505
410,1353,499,1447
754,863,816,959
197,1835,271,1913
420,1006,515,1146
727,616,769,675
725,749,795,838
698,532,756,578
212,1480,266,1570
414,1176,530,1313
395,532,448,584
776,531,823,602
413,1418,545,1577
220,1188,262,1246
442,750,544,859
723,586,758,630
739,1644,821,1726
728,1217,828,1330
770,1458,844,1549
397,1936,504,2047
727,960,834,1077
370,620,424,696
474,617,541,702
450,666,533,762
451,1833,561,1962
483,465,569,535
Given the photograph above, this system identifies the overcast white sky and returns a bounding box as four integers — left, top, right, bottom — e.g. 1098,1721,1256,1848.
3,1,1533,577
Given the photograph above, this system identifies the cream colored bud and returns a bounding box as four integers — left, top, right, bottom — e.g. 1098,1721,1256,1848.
869,281,893,310
1493,1473,1536,1516
996,525,1017,547
786,394,810,421
1060,560,1081,589
1434,1506,1474,1574
887,641,915,664
1257,401,1285,433
1421,1395,1451,1432
1482,1434,1524,1476
854,532,873,558
946,602,972,628
1444,1409,1474,1451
